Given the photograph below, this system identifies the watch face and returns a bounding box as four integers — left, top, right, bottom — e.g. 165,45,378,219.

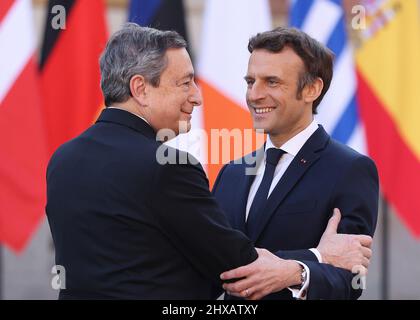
301,268,307,284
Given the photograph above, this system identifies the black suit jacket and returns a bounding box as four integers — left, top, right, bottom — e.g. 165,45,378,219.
46,108,257,299
212,126,379,300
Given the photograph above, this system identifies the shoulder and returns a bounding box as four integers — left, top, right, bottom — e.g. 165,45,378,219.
326,139,376,167
212,150,260,192
324,139,378,180
47,123,163,179
153,144,209,188
222,149,260,173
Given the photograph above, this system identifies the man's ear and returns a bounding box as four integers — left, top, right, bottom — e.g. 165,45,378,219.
303,77,324,104
129,75,147,106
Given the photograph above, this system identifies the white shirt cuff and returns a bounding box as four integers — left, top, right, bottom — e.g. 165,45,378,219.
288,261,310,300
309,248,323,263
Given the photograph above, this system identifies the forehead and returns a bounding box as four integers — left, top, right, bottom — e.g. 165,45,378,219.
162,48,194,78
247,47,304,79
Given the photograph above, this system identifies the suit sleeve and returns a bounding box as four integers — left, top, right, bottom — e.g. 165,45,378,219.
305,155,379,299
275,249,319,262
151,153,258,288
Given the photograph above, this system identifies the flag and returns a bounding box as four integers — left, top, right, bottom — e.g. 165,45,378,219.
128,0,189,43
0,0,48,251
128,0,202,166
198,0,272,186
355,0,420,237
290,0,366,154
39,0,107,156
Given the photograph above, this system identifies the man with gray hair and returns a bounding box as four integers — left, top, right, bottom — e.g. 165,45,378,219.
46,23,259,299
46,23,372,299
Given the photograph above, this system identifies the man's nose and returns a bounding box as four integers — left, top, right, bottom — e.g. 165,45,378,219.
189,81,203,107
247,82,265,102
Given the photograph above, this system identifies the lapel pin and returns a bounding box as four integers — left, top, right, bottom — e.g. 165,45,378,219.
300,158,307,164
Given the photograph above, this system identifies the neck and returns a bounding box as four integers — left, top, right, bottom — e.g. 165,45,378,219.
110,99,147,120
269,116,313,148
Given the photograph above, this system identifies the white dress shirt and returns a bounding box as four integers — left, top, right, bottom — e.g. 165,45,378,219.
245,119,322,299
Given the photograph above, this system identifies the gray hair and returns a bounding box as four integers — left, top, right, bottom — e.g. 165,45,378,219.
99,23,187,107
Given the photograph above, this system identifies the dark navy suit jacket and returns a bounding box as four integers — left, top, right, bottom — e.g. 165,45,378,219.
46,108,257,299
212,126,379,300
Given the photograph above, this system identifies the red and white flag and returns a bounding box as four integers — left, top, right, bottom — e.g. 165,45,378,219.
0,0,48,251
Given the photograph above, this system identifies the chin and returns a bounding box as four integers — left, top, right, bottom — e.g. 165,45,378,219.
252,122,269,133
178,128,191,134
177,121,191,134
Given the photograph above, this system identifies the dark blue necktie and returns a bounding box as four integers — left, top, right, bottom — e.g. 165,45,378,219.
246,148,286,237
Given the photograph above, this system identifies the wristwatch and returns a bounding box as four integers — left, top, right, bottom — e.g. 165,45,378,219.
291,264,307,289
300,266,307,287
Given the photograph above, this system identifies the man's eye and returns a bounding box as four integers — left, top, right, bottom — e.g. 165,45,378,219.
268,80,278,86
245,80,254,86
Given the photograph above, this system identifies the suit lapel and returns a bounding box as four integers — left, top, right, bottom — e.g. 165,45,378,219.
233,170,253,233
249,126,330,243
232,147,265,233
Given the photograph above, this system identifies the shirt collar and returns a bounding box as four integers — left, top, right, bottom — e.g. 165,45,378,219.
265,119,319,157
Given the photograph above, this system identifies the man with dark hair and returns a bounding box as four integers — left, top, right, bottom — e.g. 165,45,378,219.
247,27,334,114
46,24,373,299
214,27,379,300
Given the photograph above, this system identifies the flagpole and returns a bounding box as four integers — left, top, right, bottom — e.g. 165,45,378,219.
381,195,389,300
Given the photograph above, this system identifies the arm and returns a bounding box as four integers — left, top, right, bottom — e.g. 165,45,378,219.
302,155,379,299
151,151,258,288
222,214,372,300
275,248,319,262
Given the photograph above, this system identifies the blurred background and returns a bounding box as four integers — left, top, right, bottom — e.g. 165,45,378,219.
1,0,419,299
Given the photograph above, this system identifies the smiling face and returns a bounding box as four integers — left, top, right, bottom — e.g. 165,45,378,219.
144,48,202,135
245,47,314,141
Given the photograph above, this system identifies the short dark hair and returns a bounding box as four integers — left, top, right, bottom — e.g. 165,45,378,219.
248,27,334,114
100,23,187,107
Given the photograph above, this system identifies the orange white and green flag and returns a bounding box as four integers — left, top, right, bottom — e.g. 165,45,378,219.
196,0,272,186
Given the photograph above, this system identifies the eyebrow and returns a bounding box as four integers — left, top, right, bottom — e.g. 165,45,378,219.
179,72,195,81
244,75,283,82
263,76,282,82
